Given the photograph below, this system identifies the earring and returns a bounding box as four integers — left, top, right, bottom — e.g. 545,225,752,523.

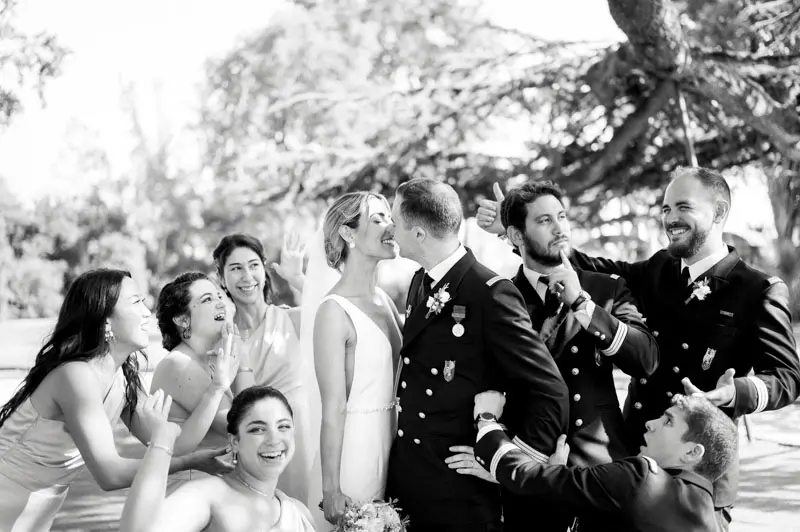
348,241,355,249
104,325,115,344
181,326,191,340
232,450,238,465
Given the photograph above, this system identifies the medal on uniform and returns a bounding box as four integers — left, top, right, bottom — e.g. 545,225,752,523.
444,360,456,382
406,305,412,319
702,348,716,371
451,305,466,337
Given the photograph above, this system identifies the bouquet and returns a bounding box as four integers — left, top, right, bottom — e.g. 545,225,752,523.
329,499,409,532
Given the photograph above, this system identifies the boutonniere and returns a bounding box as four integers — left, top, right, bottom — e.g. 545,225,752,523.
425,283,451,318
684,278,711,304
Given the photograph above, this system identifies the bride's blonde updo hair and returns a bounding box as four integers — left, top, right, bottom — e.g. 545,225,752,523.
323,191,390,270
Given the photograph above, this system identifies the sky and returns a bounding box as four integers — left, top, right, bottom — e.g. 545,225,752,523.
0,0,625,201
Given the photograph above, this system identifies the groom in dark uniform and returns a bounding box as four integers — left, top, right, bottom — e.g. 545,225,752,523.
496,181,660,531
386,178,569,532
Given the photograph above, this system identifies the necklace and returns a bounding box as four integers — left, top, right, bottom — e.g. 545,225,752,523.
233,473,274,498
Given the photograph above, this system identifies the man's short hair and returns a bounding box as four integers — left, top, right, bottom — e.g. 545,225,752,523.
396,178,462,238
673,395,738,482
671,166,732,210
500,181,566,233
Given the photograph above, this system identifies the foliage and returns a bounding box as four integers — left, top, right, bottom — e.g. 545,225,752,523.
0,0,66,129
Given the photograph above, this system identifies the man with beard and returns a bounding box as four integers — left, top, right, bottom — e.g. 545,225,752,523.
476,166,800,531
450,181,659,532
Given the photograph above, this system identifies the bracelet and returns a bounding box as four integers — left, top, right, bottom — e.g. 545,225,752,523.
148,442,174,456
237,366,254,374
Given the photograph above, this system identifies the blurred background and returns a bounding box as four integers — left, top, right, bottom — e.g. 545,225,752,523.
0,0,799,528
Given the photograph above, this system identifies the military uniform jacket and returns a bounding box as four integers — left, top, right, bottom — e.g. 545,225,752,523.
571,247,799,428
474,425,719,532
571,247,800,507
386,249,569,525
513,267,659,466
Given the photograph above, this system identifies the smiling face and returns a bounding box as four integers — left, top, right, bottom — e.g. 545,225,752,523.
107,277,152,351
516,194,571,268
640,405,701,469
661,174,719,260
232,397,295,480
347,196,397,262
184,279,227,339
391,194,419,261
222,246,267,306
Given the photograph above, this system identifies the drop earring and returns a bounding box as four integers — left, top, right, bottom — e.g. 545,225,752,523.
104,324,115,344
181,325,191,340
232,450,238,465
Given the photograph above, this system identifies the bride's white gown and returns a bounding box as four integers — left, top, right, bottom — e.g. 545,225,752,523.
318,292,401,504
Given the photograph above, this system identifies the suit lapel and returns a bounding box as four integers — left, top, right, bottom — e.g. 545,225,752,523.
686,247,738,306
512,266,544,319
405,268,425,318
402,249,477,348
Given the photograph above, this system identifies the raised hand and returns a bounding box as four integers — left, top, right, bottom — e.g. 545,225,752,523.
476,182,506,235
138,389,181,445
546,250,583,306
189,445,234,476
548,434,570,466
208,322,236,391
681,368,736,407
446,445,498,484
271,230,306,292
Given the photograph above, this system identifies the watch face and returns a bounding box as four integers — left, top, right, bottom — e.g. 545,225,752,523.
479,413,495,421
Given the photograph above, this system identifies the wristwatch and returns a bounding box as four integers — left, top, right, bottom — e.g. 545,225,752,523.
570,290,592,312
475,412,498,426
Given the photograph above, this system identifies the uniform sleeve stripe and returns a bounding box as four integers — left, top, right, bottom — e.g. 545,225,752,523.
490,443,518,479
747,375,769,414
600,322,628,356
511,436,549,464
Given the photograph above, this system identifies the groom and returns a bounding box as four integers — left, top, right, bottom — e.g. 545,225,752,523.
386,178,569,532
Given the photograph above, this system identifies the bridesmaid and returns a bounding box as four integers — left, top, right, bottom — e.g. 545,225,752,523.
212,233,314,504
0,269,227,532
150,271,252,487
120,385,315,532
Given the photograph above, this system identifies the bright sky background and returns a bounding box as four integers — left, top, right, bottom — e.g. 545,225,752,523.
0,0,625,201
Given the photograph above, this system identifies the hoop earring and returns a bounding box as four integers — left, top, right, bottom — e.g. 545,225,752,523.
181,326,191,340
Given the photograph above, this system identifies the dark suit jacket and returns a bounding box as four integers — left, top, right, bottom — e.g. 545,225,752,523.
474,426,719,532
571,246,800,507
513,266,659,467
386,249,569,525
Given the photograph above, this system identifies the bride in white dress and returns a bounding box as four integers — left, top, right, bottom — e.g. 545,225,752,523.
300,192,403,528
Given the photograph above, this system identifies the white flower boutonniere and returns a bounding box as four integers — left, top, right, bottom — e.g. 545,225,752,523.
425,283,451,319
684,278,711,304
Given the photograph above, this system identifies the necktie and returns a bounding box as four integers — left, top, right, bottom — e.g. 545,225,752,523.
680,266,691,287
539,276,561,316
416,273,434,308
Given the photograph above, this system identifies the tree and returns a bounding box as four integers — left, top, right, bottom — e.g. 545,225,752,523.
0,0,66,128
199,0,800,308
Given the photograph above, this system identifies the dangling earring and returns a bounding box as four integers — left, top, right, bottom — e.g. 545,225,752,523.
104,324,115,344
232,450,238,465
348,241,355,249
181,325,191,340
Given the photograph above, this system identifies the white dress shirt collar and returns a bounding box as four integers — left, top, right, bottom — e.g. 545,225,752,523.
427,244,467,287
681,246,730,283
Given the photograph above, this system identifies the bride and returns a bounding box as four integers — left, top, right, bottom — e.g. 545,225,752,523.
303,192,404,527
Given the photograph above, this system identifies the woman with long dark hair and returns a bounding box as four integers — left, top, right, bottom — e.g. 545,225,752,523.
0,269,228,531
212,234,314,504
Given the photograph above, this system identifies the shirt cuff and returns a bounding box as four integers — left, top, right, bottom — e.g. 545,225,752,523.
573,299,596,328
723,382,739,408
476,422,505,443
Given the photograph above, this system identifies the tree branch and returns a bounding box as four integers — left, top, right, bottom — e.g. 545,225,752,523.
565,81,673,196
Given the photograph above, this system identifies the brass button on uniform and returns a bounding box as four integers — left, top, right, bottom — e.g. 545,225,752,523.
682,343,689,350
425,389,433,396
575,419,583,427
571,368,580,376
403,357,410,365
639,378,647,385
634,402,642,410
431,368,439,376
570,346,578,354
673,366,680,373
573,394,581,402
401,381,407,389
666,392,673,398
413,438,420,445
398,429,404,437
418,412,426,419
653,331,659,337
